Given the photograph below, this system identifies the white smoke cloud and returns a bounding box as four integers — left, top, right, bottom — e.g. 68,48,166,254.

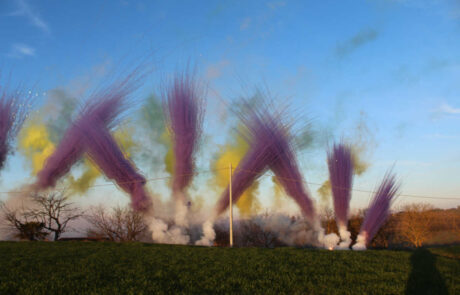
352,232,367,251
195,220,216,246
334,224,352,250
174,200,189,228
147,216,190,245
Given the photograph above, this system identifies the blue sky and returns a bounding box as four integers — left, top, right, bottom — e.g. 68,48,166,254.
1,0,459,212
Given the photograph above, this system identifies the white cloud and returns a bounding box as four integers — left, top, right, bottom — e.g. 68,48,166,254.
9,43,35,57
9,0,49,33
437,102,460,114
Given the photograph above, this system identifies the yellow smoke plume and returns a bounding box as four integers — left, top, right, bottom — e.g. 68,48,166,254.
212,129,260,216
18,120,56,174
350,145,369,176
113,127,138,158
68,158,100,194
317,179,332,204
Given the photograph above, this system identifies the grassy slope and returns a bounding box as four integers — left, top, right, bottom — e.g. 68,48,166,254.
0,242,458,295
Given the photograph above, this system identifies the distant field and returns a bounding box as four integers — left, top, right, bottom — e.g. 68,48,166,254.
0,242,459,295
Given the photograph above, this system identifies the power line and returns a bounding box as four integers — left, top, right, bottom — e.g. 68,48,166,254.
230,167,460,201
4,166,458,202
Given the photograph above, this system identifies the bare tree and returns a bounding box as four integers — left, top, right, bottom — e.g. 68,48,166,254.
1,201,48,241
238,219,278,247
398,203,435,247
236,213,282,248
26,192,84,241
86,205,147,242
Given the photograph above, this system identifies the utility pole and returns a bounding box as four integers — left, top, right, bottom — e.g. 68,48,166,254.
229,162,233,247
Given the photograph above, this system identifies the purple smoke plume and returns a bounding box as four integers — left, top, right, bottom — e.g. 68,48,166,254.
79,121,152,212
215,147,273,215
359,171,399,245
328,142,354,227
215,103,278,215
164,73,204,199
35,73,140,190
269,126,316,220
0,88,28,170
215,99,316,220
35,95,125,189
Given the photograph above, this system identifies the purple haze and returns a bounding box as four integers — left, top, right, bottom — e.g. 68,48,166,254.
35,74,138,190
215,110,277,215
0,88,28,170
35,95,126,189
164,73,204,199
328,142,354,227
79,121,152,212
215,146,274,215
360,171,400,244
269,126,316,220
215,100,316,219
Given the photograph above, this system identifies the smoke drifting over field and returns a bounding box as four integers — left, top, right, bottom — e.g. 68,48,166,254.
1,65,400,250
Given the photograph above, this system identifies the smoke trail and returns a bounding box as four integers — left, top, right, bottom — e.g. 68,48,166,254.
352,171,400,250
0,87,29,170
20,99,137,195
269,127,316,221
201,96,335,248
317,112,375,202
238,97,318,220
35,71,140,190
137,94,173,176
197,102,280,246
35,98,120,190
211,129,261,216
66,128,138,195
163,130,174,177
42,79,130,194
78,120,152,212
164,72,205,226
236,96,318,221
18,122,56,173
327,142,354,249
350,112,375,177
317,180,331,204
43,88,78,143
67,158,100,194
351,146,369,176
214,122,277,215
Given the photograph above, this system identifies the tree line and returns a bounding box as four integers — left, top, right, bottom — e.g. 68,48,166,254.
0,191,146,242
1,191,459,248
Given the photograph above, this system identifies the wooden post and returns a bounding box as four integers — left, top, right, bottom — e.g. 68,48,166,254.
229,163,233,247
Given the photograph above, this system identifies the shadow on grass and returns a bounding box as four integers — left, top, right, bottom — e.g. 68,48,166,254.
405,248,448,295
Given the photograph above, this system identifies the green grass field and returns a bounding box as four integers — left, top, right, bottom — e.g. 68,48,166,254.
0,242,459,295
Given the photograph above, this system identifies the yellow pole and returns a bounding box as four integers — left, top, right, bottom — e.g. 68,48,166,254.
229,163,233,247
